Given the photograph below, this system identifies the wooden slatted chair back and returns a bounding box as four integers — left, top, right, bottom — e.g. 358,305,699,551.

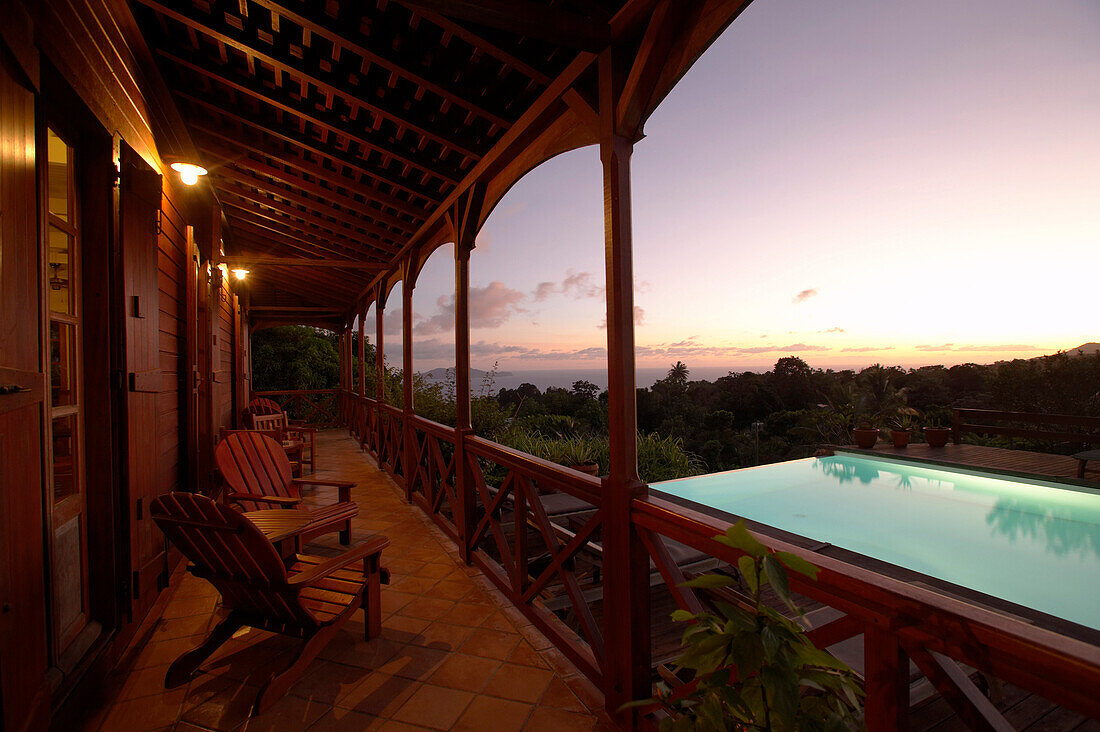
150,492,318,629
248,397,283,416
215,432,298,511
252,412,288,436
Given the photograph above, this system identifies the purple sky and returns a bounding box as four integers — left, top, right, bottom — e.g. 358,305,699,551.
368,0,1098,374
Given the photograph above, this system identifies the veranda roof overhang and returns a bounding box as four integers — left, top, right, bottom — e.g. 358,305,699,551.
128,0,752,329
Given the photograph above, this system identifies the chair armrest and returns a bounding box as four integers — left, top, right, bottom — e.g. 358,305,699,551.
227,493,301,507
293,478,355,502
288,534,390,587
292,478,355,489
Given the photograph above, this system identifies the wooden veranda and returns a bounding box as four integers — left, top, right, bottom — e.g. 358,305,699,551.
0,1,1097,730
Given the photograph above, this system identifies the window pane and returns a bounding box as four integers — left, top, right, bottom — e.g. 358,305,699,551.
52,414,79,502
47,129,71,222
48,225,73,314
50,321,77,407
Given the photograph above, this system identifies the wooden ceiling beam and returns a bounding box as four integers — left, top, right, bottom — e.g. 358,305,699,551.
246,267,363,301
397,0,610,51
226,218,391,271
212,167,408,244
134,0,491,159
190,124,431,219
226,217,366,262
407,8,551,85
221,201,381,262
248,0,513,129
178,93,445,205
227,232,383,288
199,144,418,234
223,256,384,269
250,306,344,313
163,50,464,186
219,181,398,254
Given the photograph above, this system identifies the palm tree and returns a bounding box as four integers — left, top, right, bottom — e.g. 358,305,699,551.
668,361,690,384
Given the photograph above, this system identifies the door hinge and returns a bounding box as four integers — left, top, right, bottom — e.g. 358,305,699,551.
111,165,121,188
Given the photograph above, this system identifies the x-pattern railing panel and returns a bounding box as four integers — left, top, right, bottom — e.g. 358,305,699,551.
409,417,458,529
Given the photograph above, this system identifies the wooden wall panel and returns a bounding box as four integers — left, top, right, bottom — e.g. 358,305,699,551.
156,187,187,494
0,53,51,732
213,282,236,430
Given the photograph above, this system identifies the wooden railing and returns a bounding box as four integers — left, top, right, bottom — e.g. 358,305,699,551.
953,408,1100,448
339,391,1100,728
252,389,339,426
463,435,605,685
634,496,1100,728
407,415,459,541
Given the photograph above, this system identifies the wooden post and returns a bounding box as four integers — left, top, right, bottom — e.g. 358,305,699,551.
450,186,482,563
865,626,909,731
375,287,386,460
402,259,418,502
357,306,366,399
598,46,650,724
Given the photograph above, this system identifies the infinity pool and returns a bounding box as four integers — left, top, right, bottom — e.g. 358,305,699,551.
653,454,1100,631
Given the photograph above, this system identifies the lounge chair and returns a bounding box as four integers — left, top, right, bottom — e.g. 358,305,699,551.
215,432,358,544
150,492,388,715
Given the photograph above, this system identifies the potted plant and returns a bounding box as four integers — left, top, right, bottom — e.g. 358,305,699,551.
924,416,952,448
890,409,919,449
625,522,863,728
852,420,879,449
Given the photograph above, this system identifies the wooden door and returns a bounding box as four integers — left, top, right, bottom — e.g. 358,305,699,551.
0,54,51,732
43,124,100,669
119,144,166,621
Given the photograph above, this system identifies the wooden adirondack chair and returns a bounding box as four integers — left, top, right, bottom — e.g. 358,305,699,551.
246,399,317,470
215,432,357,544
150,492,389,715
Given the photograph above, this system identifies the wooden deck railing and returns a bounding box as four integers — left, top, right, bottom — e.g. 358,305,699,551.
251,389,340,426
953,408,1100,448
340,391,1100,728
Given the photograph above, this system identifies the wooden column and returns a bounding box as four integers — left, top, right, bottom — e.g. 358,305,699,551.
375,287,386,458
450,186,483,563
598,46,650,723
865,626,909,731
401,259,417,502
357,306,366,398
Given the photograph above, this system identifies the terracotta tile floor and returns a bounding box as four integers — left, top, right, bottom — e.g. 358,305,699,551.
81,430,613,731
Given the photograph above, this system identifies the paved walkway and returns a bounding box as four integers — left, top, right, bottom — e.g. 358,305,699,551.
82,430,611,731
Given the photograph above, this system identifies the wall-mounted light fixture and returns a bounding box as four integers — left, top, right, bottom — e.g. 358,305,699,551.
231,268,249,281
49,262,68,290
170,161,208,186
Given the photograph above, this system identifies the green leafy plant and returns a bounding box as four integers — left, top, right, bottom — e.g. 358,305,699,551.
632,522,864,730
890,408,919,432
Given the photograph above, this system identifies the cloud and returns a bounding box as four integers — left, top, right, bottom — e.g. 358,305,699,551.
818,327,845,333
415,281,526,335
532,269,604,301
842,346,894,352
916,343,1038,352
792,288,818,304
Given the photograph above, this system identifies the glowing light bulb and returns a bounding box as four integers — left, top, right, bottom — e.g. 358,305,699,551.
232,269,249,281
170,162,208,186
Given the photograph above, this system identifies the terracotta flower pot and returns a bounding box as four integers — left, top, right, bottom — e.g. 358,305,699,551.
569,462,599,476
924,427,951,448
890,429,911,448
852,428,879,449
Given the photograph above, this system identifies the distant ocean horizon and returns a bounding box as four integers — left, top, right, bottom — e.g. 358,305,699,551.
466,366,773,392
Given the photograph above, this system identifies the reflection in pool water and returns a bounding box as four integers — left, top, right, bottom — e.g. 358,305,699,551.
654,455,1100,630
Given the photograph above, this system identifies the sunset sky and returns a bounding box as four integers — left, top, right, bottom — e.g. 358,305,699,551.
367,0,1098,375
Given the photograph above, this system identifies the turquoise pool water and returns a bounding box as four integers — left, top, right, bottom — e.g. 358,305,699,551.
653,455,1100,631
